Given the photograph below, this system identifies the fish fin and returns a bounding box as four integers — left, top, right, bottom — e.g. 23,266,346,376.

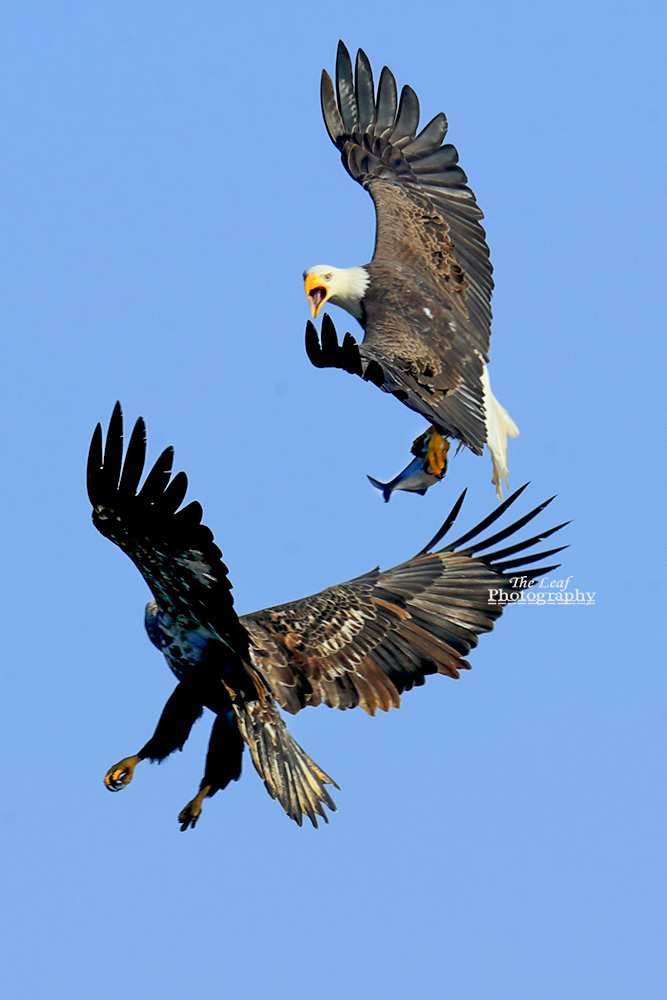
367,475,392,502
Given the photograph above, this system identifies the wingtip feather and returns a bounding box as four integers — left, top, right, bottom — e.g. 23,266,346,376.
86,423,103,505
417,488,468,556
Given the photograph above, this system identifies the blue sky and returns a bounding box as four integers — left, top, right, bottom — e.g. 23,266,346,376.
1,1,665,997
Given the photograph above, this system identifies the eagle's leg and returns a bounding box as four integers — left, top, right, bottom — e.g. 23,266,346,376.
178,708,244,831
104,679,204,793
178,784,212,831
421,427,450,477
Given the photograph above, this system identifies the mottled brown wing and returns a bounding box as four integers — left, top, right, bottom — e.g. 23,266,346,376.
320,42,494,452
241,487,566,717
87,403,249,657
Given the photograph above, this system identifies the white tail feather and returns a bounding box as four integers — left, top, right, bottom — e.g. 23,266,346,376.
481,365,520,501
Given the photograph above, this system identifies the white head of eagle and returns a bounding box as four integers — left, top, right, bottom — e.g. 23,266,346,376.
303,264,370,322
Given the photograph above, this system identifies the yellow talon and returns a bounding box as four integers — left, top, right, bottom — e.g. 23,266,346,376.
179,784,212,831
104,754,142,792
425,430,450,477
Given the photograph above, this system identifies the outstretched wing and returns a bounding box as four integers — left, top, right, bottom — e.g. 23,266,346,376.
322,42,492,354
320,43,496,451
87,402,249,656
242,486,567,716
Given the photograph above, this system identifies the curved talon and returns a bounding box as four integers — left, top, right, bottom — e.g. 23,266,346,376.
178,785,211,832
104,754,141,792
424,430,450,477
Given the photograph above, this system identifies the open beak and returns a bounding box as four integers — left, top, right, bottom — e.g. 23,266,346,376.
304,273,330,318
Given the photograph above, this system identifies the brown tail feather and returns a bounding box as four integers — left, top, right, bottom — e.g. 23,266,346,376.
233,697,338,828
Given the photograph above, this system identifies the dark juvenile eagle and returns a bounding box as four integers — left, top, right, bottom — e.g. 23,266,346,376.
304,42,518,499
88,404,564,829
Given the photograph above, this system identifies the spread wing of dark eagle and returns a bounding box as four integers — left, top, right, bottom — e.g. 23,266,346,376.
308,41,496,453
87,401,249,658
88,405,566,829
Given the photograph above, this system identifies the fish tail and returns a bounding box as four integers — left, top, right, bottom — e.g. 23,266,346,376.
367,475,393,502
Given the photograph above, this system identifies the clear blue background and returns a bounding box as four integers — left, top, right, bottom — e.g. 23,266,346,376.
1,2,664,997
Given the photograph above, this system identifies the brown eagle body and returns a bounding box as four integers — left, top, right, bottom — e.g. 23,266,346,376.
89,405,564,829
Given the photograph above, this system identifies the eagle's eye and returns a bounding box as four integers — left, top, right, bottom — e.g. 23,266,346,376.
324,272,332,281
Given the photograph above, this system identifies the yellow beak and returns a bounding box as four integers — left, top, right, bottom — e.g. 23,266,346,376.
304,273,330,318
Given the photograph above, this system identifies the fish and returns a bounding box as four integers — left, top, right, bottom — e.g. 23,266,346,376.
368,429,449,502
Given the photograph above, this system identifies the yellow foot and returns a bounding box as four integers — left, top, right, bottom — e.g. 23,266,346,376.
424,429,450,477
104,754,141,792
178,784,212,832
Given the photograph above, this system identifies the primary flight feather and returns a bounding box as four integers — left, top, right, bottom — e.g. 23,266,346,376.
88,404,564,829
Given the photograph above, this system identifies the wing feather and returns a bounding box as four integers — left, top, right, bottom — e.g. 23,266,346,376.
375,65,398,134
320,70,344,145
161,471,189,516
402,115,449,157
242,488,565,716
136,446,173,504
389,85,420,145
414,144,461,173
335,41,357,133
117,417,146,496
355,48,375,131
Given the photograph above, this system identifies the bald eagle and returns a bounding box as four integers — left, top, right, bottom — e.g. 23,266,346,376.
88,404,564,829
304,42,519,500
